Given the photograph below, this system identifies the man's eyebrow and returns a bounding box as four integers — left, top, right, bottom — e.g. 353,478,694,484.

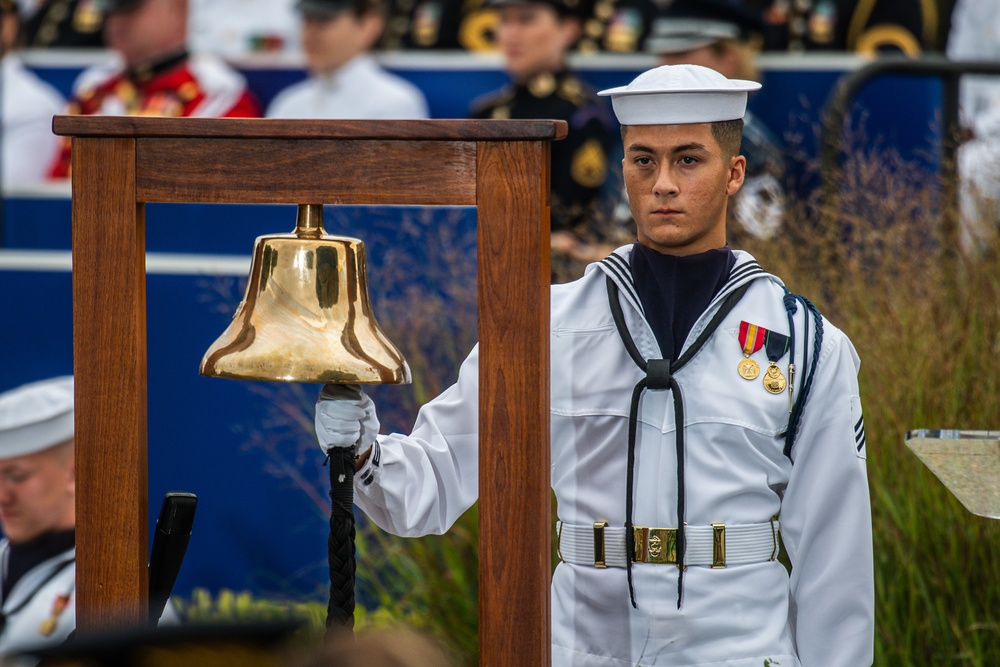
625,142,711,154
672,142,710,153
625,142,656,154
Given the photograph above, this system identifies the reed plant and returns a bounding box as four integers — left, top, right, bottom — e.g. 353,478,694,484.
739,145,1000,665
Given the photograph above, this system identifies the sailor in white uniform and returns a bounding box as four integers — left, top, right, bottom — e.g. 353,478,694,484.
0,0,65,188
188,0,302,58
947,0,1000,253
266,0,428,120
314,64,874,666
0,377,76,663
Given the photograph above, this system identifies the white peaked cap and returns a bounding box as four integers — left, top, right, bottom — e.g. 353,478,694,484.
598,64,761,125
0,376,75,458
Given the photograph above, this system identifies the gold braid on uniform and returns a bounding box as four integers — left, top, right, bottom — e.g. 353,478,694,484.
847,0,923,55
854,25,921,56
28,0,73,47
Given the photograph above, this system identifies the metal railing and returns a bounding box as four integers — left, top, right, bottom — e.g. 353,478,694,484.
820,56,1000,245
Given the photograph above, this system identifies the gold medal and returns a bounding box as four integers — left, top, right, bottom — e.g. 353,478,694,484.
39,593,71,636
763,362,786,394
738,357,760,380
39,617,57,636
528,72,557,97
737,321,765,380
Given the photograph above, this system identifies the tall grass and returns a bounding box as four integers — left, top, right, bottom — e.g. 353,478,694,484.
739,146,1000,665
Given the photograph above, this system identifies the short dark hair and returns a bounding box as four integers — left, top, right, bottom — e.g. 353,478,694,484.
620,119,745,158
710,118,744,158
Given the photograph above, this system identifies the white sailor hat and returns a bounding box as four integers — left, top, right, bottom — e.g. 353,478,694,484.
597,64,761,125
0,376,74,458
643,0,766,55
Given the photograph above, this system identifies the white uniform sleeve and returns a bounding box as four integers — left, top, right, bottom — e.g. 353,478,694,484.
353,345,481,537
780,326,874,667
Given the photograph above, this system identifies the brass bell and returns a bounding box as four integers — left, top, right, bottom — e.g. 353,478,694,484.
200,204,411,385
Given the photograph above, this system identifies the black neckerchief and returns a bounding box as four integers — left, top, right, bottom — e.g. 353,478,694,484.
3,529,75,600
629,242,736,361
604,249,762,610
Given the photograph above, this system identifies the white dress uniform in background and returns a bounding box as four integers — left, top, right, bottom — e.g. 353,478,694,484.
266,53,428,119
188,0,302,59
0,53,65,188
947,0,1000,253
0,377,76,664
316,65,874,666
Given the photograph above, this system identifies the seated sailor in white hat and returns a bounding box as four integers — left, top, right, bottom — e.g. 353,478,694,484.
314,64,874,666
0,376,76,660
266,0,429,120
643,0,787,241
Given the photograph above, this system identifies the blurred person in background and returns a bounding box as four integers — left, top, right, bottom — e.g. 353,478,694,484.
644,0,787,241
947,0,1000,253
381,0,661,54
0,377,76,662
266,0,428,120
575,0,657,54
380,0,498,51
750,0,936,55
293,628,455,667
18,0,104,48
188,0,302,60
470,0,621,282
48,0,261,179
0,0,64,188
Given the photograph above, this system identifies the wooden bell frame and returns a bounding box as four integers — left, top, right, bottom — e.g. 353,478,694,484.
53,116,564,666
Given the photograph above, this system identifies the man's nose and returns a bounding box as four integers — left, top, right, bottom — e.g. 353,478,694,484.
652,164,678,196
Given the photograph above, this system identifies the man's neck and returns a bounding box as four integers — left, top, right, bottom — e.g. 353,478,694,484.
126,46,188,81
3,528,75,598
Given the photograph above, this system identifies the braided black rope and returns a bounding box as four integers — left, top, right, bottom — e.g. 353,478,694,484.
782,290,825,459
326,448,357,637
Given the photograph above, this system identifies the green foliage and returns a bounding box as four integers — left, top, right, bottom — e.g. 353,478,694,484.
175,587,325,632
354,511,480,666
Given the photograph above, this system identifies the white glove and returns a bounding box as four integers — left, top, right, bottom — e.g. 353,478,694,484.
315,384,380,456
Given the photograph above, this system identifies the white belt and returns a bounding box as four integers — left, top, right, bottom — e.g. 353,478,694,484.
557,519,780,569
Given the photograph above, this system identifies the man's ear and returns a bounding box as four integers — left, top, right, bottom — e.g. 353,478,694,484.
726,155,746,196
361,12,387,50
561,16,582,49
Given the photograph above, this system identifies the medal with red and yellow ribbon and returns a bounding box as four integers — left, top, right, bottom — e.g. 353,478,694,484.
737,321,765,379
38,593,71,637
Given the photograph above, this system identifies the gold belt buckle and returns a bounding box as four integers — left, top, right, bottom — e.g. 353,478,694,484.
712,523,726,568
593,521,608,568
633,527,677,564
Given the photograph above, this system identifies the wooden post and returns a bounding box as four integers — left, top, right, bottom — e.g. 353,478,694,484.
53,117,564,665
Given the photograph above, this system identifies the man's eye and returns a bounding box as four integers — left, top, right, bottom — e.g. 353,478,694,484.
634,157,652,166
680,156,698,165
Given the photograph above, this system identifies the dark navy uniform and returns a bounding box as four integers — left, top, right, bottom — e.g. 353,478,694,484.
577,0,658,54
380,0,499,50
751,0,937,54
19,0,105,48
470,69,617,234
